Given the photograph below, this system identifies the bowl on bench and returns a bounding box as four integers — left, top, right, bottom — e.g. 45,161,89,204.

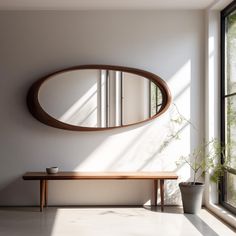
46,167,59,174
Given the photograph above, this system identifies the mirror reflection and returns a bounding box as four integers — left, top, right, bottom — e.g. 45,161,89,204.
38,69,163,128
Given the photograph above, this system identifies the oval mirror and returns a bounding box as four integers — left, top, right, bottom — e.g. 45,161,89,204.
27,65,171,131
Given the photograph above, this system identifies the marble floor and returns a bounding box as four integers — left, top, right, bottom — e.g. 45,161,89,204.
0,207,235,236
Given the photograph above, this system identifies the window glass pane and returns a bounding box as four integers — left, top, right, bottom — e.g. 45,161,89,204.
225,96,236,169
150,82,157,117
226,10,236,95
150,82,162,117
157,87,163,108
222,2,236,214
225,172,236,208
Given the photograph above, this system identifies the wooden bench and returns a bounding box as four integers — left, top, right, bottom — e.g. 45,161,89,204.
22,171,178,212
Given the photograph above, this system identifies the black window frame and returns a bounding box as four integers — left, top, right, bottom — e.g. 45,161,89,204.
220,0,236,215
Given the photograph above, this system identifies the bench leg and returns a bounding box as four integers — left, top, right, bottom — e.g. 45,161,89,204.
153,179,158,206
160,179,164,212
45,180,48,207
40,180,45,212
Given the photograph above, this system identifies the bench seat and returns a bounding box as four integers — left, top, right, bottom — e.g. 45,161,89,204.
23,171,178,212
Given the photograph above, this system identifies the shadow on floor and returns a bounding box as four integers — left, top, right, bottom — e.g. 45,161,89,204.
0,207,57,236
184,213,220,236
145,206,222,236
144,205,183,214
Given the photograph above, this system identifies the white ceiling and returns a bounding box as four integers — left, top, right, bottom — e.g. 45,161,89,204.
0,0,225,10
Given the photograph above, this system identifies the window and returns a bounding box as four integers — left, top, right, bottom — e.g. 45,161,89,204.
221,0,236,214
150,81,162,117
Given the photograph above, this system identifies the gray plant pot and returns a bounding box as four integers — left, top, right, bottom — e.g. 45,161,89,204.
179,182,205,214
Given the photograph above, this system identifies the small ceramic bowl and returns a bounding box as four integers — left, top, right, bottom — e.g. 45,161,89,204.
46,167,59,174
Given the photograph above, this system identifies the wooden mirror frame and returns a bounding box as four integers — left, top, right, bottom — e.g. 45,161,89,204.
27,65,172,131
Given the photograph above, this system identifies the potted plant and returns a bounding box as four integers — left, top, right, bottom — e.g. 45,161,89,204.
158,104,229,214
177,139,228,214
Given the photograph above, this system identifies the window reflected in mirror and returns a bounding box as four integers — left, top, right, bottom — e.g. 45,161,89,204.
38,69,163,128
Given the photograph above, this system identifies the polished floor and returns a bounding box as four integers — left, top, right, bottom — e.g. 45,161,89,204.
0,207,235,236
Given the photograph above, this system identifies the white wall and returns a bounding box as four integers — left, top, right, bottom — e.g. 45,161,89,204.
0,10,205,205
205,9,221,206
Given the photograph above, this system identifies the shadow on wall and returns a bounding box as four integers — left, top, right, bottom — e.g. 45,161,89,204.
0,56,195,207
0,10,205,208
0,177,38,206
0,60,194,206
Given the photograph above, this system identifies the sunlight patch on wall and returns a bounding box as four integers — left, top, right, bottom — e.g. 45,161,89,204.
208,35,216,138
168,60,191,119
73,61,192,184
